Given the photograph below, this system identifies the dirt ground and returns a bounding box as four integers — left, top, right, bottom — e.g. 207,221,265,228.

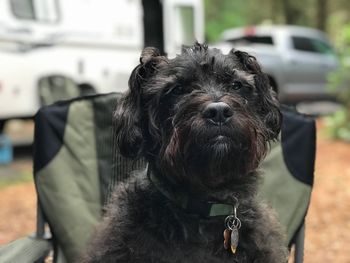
0,120,349,262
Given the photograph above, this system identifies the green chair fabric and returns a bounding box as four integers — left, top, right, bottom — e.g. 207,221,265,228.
38,75,81,106
0,94,315,263
0,236,51,263
33,93,145,262
260,107,315,245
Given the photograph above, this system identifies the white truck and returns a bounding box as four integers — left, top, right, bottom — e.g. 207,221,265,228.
0,0,204,131
215,25,339,102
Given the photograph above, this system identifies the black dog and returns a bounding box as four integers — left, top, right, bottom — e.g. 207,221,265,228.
82,43,288,262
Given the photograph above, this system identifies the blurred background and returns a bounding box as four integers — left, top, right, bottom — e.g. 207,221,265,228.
0,0,349,262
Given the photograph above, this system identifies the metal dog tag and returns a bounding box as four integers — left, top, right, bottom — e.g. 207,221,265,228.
230,227,239,254
224,210,241,254
223,226,239,254
223,228,231,249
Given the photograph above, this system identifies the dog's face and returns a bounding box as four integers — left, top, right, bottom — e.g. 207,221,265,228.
115,43,281,192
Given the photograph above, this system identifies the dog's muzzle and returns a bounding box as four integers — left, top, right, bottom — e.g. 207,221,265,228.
202,102,233,125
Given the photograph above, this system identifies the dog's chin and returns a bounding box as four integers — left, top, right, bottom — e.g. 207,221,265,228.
192,132,242,158
182,134,246,188
209,134,236,148
161,124,255,190
210,134,231,144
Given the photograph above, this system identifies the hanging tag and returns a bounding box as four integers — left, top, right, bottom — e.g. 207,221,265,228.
224,201,241,255
230,227,239,254
223,228,231,249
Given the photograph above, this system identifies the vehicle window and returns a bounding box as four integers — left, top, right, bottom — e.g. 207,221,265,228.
292,36,334,54
10,0,35,20
226,36,274,45
11,0,59,22
312,39,334,54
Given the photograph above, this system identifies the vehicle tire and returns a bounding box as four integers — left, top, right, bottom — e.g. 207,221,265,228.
0,120,6,133
79,83,96,96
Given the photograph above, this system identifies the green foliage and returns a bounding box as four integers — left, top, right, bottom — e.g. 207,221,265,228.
204,0,247,42
204,0,287,42
203,0,316,43
324,108,350,142
325,23,350,142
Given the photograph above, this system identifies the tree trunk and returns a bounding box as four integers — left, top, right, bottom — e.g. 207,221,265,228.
316,0,328,31
281,0,300,24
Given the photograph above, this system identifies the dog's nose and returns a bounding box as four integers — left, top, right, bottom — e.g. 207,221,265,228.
203,102,233,125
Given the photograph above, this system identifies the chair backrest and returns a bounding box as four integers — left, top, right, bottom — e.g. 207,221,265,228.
38,75,81,106
33,93,144,262
33,94,315,262
260,106,315,246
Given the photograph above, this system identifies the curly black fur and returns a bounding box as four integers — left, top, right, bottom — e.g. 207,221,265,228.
81,43,288,263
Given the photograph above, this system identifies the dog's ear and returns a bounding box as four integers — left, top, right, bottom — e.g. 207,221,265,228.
232,49,282,140
254,72,282,140
114,47,165,158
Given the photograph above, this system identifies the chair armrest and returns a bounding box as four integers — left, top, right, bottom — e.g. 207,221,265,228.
294,222,305,263
0,236,51,263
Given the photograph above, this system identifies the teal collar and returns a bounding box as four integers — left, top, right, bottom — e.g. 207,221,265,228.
147,167,236,218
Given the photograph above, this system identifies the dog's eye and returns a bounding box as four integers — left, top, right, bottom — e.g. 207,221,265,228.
232,81,243,90
170,85,185,95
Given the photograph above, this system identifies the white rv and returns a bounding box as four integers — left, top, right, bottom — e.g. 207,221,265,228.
0,0,204,131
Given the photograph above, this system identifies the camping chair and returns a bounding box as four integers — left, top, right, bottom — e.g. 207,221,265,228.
38,75,82,106
260,105,315,262
0,93,315,263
